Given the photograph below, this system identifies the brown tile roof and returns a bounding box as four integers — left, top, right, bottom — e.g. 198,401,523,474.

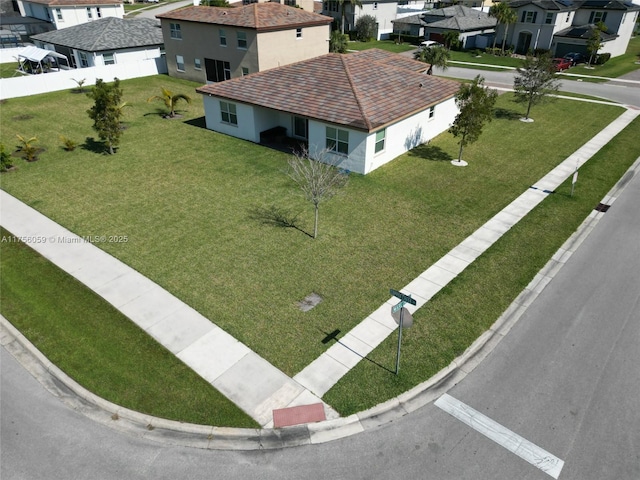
196,49,460,132
25,0,121,5
157,3,333,31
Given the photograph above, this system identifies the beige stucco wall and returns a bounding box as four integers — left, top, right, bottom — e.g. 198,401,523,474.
256,24,330,71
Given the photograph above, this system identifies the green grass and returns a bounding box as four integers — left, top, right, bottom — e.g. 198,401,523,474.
449,50,524,69
0,74,636,423
0,62,20,79
347,40,416,53
324,114,640,415
0,227,258,427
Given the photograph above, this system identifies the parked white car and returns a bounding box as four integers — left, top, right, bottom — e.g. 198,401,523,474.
420,40,443,48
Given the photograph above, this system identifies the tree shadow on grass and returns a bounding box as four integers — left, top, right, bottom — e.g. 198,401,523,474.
407,143,452,162
494,107,522,120
80,137,106,154
247,204,313,238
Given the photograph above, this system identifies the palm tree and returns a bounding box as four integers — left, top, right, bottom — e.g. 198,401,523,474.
414,45,450,75
338,0,363,35
489,2,516,54
147,87,192,118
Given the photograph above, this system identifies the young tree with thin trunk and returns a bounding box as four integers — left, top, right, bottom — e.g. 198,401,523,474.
586,22,607,67
287,148,349,239
413,45,450,75
513,53,560,121
86,78,125,154
449,75,498,164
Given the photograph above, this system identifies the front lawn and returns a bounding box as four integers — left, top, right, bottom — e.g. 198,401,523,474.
0,74,632,421
564,36,640,80
347,40,416,53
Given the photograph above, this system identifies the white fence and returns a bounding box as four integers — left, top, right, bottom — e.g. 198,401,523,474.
0,47,27,64
0,56,168,100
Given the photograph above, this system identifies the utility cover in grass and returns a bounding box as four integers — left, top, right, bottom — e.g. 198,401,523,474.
297,293,322,312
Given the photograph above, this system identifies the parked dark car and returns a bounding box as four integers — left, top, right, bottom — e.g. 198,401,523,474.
552,58,572,71
563,52,585,66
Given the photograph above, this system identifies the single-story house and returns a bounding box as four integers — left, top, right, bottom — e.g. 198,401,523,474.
393,5,497,49
196,49,461,174
31,16,163,68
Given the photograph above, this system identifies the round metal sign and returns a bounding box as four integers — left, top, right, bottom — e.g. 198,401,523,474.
391,307,413,328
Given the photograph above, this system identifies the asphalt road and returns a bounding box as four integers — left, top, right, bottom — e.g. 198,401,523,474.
2,160,639,479
437,66,640,108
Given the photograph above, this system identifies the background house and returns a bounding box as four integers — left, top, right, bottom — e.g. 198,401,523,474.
239,0,318,13
393,5,496,48
195,49,460,174
31,17,163,68
504,0,638,56
323,0,425,40
157,3,332,83
17,0,124,30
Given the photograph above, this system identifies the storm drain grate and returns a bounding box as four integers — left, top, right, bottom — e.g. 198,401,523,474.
595,203,611,212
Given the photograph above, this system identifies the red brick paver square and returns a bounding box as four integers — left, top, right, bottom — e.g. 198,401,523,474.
273,403,326,428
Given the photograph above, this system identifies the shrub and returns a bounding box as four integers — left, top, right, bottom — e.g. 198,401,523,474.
355,15,377,41
533,48,550,57
595,53,611,65
60,135,78,151
15,134,40,162
329,30,348,53
0,143,14,172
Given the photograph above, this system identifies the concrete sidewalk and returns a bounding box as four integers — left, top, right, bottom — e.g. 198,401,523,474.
293,108,639,397
0,193,338,427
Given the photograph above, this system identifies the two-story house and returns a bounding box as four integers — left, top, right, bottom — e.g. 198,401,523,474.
503,0,638,57
322,0,425,40
17,0,124,30
157,3,333,83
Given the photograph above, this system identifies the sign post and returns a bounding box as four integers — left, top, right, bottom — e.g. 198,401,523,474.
390,289,417,375
571,163,579,197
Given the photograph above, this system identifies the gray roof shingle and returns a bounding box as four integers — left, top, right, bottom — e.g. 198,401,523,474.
196,49,460,132
31,17,163,52
393,5,497,31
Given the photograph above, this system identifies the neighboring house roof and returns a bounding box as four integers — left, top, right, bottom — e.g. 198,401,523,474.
157,3,333,31
508,0,577,11
554,23,619,40
196,49,460,132
576,0,640,10
31,17,163,51
393,5,497,32
21,0,122,5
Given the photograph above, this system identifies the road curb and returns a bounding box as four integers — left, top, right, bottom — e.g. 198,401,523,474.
3,156,639,450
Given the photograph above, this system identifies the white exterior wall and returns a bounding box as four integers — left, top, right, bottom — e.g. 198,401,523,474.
354,3,399,39
201,95,459,174
363,96,457,174
18,1,124,30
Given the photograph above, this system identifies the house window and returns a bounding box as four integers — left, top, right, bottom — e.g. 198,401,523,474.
589,11,607,24
521,11,537,23
326,127,349,155
429,106,435,119
170,23,182,40
284,0,296,5
195,58,201,70
296,28,302,38
96,7,101,18
54,8,62,20
293,116,308,139
220,101,238,126
237,31,247,49
176,55,185,71
78,51,88,68
205,59,231,82
242,67,249,76
374,129,385,154
545,12,553,24
219,29,227,46
566,13,570,22
87,7,92,19
103,52,115,65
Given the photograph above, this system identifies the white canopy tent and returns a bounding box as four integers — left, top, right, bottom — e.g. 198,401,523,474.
17,46,69,75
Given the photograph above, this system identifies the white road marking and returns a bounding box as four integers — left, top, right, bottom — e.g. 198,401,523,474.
435,394,564,479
